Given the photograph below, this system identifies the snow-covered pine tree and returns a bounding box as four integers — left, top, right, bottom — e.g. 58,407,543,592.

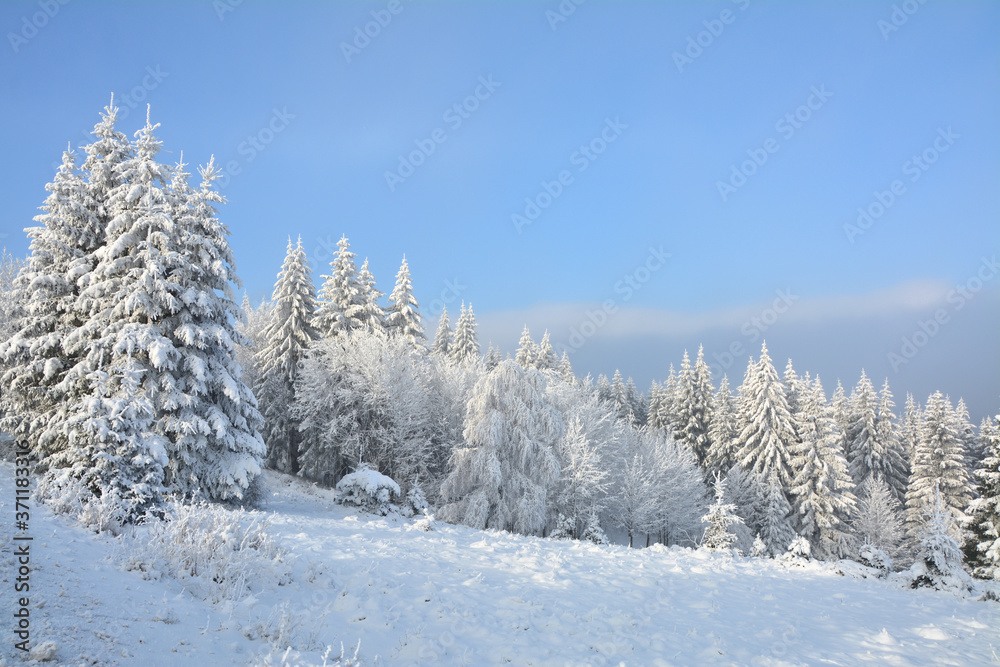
625,377,646,425
658,364,678,431
256,237,318,473
831,380,851,460
484,343,502,370
357,258,387,333
431,306,452,357
783,359,803,418
595,374,612,405
53,356,167,521
450,303,479,364
384,256,424,345
910,486,968,589
759,472,795,556
610,370,632,423
158,154,265,500
234,295,272,393
964,414,1000,580
734,343,797,487
900,393,921,462
701,472,743,551
952,398,980,475
647,382,663,430
439,359,563,535
558,351,574,383
705,375,738,472
515,326,537,368
0,249,23,344
852,474,905,566
675,346,714,466
0,146,102,467
536,331,558,371
905,391,971,539
789,376,856,559
581,511,608,545
314,236,365,338
845,371,876,478
551,414,610,538
874,379,909,501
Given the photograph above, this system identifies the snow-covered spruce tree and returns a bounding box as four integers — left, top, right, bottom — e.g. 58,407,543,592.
157,155,265,500
431,306,452,357
558,351,575,383
701,472,743,551
51,357,167,521
595,374,612,405
581,511,608,545
256,237,318,473
647,382,663,430
384,256,424,346
852,474,905,567
721,464,762,554
905,391,971,539
831,380,852,461
356,258,387,333
759,473,796,556
515,325,537,368
484,343,502,370
848,375,908,502
536,331,558,371
314,236,365,338
610,370,633,424
788,376,856,560
0,147,103,467
674,346,714,466
953,398,980,475
734,343,797,487
900,393,921,462
964,415,1000,580
656,365,679,432
449,302,479,364
705,375,738,473
439,359,563,535
910,487,969,590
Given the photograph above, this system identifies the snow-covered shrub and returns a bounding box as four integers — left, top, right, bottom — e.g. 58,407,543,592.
256,642,363,667
401,483,428,518
581,512,609,545
858,543,893,576
782,536,812,563
550,513,575,540
120,501,292,603
750,534,769,558
36,469,132,535
335,465,401,516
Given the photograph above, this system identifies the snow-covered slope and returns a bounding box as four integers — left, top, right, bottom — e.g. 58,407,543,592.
2,464,998,666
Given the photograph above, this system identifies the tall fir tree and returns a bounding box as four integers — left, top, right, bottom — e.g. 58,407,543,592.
356,258,386,332
701,472,743,551
845,370,878,485
706,375,738,472
675,346,714,466
734,343,797,487
314,236,365,337
384,256,424,345
256,237,318,473
788,376,856,559
450,302,479,364
905,391,971,538
536,331,558,371
515,326,537,367
900,393,921,462
964,415,1000,580
432,306,452,357
558,351,574,383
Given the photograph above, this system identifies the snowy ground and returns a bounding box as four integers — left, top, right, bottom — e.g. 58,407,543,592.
1,463,998,666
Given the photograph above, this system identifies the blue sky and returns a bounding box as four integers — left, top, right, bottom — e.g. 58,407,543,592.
1,0,998,420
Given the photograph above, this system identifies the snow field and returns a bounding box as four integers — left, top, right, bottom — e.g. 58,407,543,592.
2,464,998,666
